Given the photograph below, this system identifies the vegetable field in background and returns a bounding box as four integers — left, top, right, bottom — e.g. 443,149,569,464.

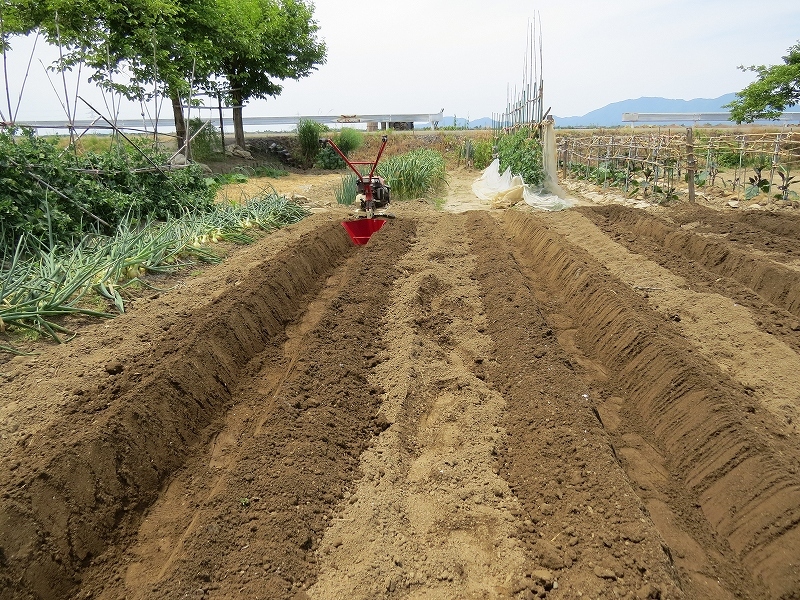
559,128,800,203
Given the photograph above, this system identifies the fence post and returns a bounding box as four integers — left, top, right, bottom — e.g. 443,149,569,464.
686,127,696,204
769,134,782,193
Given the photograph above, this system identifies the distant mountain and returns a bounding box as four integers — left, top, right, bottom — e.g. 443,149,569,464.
435,95,741,130
553,94,737,127
467,117,496,129
434,116,496,129
437,116,469,128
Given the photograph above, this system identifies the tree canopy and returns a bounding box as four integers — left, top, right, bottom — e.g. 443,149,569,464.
1,0,325,152
727,42,800,123
210,0,325,147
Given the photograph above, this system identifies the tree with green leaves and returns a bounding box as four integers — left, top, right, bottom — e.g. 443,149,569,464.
209,0,325,148
3,0,325,154
727,42,800,123
7,0,216,150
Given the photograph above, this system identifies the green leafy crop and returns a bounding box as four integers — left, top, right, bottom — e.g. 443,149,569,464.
0,128,215,254
496,129,544,186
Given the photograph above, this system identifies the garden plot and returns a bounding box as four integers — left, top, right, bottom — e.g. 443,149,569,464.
1,177,800,600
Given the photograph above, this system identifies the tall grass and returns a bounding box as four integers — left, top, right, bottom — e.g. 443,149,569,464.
334,173,359,205
378,149,446,199
336,128,363,155
297,119,325,167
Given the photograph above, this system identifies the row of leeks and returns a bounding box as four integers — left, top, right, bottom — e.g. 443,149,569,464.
0,192,309,355
377,148,447,200
333,148,448,207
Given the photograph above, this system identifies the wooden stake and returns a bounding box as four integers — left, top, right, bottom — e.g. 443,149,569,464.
218,91,226,150
686,127,696,203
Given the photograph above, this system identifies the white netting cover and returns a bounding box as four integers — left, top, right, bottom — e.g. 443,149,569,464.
471,119,574,211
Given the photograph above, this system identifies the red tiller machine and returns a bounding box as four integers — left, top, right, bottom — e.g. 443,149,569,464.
320,134,391,245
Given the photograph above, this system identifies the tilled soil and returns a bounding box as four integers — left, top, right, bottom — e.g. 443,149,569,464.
2,176,800,600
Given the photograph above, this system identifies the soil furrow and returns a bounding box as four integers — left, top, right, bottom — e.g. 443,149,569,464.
502,211,800,598
584,205,800,318
310,214,524,599
0,219,355,600
539,209,800,433
75,218,417,600
466,211,686,599
671,206,800,248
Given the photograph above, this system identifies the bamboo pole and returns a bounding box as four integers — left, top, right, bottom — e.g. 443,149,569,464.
218,91,226,150
1,13,13,123
769,135,781,193
686,127,696,203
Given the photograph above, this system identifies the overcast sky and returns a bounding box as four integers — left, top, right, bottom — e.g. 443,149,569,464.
3,0,800,125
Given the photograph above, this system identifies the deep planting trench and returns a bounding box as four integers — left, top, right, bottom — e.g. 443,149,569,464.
1,201,800,599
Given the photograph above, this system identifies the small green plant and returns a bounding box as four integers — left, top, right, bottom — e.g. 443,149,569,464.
745,156,771,199
688,169,709,187
776,165,798,201
234,165,289,178
211,173,249,185
334,173,358,205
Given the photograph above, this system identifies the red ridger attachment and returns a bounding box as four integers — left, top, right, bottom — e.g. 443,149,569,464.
320,135,391,245
341,218,387,245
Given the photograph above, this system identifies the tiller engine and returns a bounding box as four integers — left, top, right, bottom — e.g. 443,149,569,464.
320,134,391,219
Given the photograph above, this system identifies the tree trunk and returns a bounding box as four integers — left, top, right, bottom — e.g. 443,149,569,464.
170,88,187,155
232,89,246,148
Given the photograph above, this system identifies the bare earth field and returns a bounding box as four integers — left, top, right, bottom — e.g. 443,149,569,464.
2,170,800,600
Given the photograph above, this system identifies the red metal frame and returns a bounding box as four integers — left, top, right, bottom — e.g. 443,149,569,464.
321,135,388,216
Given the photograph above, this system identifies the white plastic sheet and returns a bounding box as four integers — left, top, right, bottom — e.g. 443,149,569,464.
471,119,575,212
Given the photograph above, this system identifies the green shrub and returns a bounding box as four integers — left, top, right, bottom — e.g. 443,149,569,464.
315,127,364,170
473,139,493,170
315,146,345,169
336,128,363,155
296,119,325,168
496,128,544,185
0,128,215,254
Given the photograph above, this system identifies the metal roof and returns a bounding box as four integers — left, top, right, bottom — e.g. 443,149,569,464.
3,111,446,130
622,112,800,123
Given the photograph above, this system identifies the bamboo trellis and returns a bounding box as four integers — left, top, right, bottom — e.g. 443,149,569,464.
493,16,546,134
557,129,800,202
